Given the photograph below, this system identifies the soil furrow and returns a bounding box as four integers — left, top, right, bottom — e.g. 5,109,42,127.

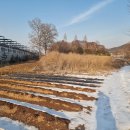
8,73,103,83
0,100,70,130
0,89,87,111
0,82,97,101
4,75,101,87
0,78,96,92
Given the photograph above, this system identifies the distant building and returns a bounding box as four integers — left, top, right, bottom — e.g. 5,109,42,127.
0,36,37,63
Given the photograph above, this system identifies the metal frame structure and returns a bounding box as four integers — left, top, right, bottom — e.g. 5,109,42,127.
0,36,28,51
0,35,38,63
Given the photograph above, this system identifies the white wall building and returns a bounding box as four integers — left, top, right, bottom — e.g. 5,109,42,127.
0,36,37,63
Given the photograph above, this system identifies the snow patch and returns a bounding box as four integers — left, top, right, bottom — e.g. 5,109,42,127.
0,117,38,130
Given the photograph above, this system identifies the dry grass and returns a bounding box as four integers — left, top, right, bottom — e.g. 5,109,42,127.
0,61,38,75
0,52,118,75
38,52,114,74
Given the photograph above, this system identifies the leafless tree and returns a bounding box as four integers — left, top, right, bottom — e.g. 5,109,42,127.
29,18,58,55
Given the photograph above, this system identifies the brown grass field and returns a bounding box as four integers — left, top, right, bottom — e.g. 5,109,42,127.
0,52,118,75
39,52,114,74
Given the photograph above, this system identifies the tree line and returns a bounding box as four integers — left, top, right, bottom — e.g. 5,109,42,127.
49,40,110,55
29,18,109,56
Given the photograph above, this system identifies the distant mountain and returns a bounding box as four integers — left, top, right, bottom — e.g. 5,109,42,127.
109,42,130,55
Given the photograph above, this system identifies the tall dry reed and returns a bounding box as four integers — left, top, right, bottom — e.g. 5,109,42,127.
39,52,113,74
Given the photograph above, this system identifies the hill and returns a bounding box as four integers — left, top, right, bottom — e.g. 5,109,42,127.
109,42,130,55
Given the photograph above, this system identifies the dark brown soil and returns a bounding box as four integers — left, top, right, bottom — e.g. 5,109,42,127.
0,89,85,111
0,78,96,92
0,100,70,130
0,81,97,101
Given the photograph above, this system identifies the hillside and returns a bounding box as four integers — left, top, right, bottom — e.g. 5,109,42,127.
109,42,130,54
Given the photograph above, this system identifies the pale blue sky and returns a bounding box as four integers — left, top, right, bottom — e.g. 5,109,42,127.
0,0,130,48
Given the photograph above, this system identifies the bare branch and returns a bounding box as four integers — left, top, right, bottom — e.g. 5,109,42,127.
28,18,58,55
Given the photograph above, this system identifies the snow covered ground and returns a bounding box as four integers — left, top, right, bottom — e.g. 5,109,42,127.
67,66,130,130
0,117,37,130
96,66,130,130
0,66,129,130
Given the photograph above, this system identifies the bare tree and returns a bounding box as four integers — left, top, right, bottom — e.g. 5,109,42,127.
29,18,58,55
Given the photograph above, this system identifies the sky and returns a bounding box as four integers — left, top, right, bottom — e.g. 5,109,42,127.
0,0,130,48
